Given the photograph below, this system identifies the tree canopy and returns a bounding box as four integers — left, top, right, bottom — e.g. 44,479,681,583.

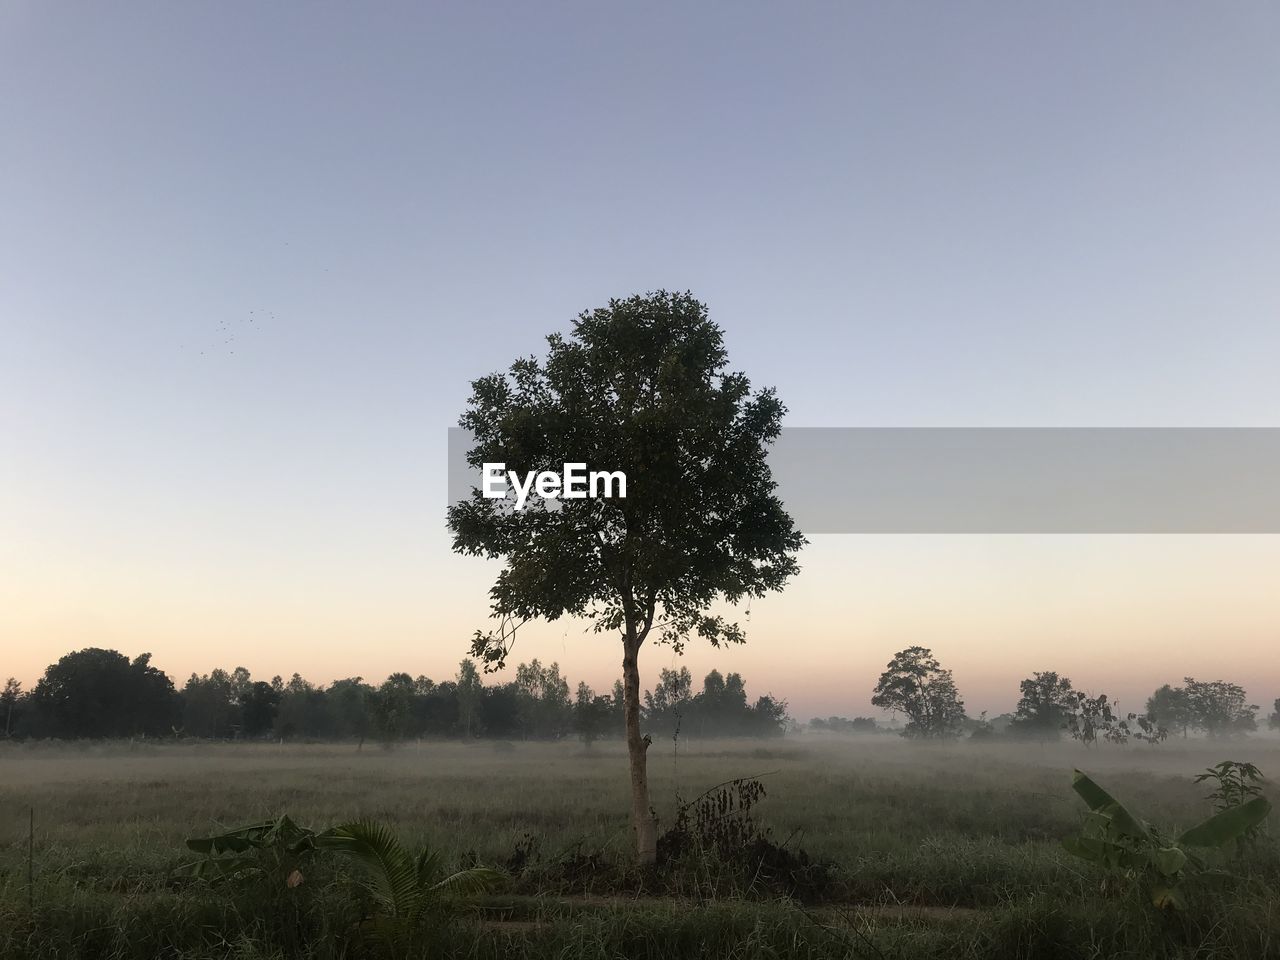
870,646,967,739
1009,671,1075,739
29,648,177,739
446,291,804,663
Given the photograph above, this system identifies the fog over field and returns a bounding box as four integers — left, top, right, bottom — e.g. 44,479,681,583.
4,735,1280,958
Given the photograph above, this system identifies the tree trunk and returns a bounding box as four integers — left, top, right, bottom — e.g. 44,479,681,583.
622,635,657,865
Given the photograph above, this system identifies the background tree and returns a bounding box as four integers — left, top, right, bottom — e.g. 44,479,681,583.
809,716,879,734
456,659,482,737
446,291,803,863
182,669,237,738
10,647,794,746
239,681,280,737
644,668,787,739
274,674,330,740
514,660,572,739
29,648,177,738
1270,698,1280,731
746,693,790,738
1008,671,1075,739
1147,684,1193,738
2,678,22,738
479,682,522,739
372,673,417,742
1182,678,1258,738
644,665,693,732
968,711,996,739
574,681,613,748
870,646,967,739
326,677,374,744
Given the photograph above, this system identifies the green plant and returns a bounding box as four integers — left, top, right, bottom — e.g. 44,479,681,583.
177,815,321,887
1062,769,1271,910
179,816,504,955
317,820,505,951
1063,694,1165,747
1195,761,1266,854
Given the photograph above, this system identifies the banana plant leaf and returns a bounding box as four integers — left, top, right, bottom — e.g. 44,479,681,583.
1178,797,1272,848
186,816,317,855
1071,770,1150,839
1151,846,1187,877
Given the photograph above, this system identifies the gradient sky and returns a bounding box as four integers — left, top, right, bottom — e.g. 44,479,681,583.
3,3,1279,720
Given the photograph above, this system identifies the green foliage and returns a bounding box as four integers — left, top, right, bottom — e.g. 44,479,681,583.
1147,684,1193,737
1193,761,1267,853
968,711,996,740
176,816,321,886
456,659,483,737
514,660,572,739
179,816,504,954
28,648,178,739
317,820,504,950
1062,768,1271,911
574,681,613,747
1063,693,1164,747
1008,672,1074,739
1182,679,1260,737
446,290,804,664
1148,679,1259,738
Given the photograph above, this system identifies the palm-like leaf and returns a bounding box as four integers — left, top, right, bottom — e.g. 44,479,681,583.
415,847,444,889
319,821,421,919
429,866,505,898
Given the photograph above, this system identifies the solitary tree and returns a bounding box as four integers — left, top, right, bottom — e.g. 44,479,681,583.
870,646,967,738
447,291,803,863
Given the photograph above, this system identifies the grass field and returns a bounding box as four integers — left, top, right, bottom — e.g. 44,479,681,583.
3,735,1279,959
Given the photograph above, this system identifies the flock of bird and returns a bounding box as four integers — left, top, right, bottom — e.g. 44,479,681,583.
198,310,274,356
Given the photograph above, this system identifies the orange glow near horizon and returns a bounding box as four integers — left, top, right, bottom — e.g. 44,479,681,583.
5,533,1279,721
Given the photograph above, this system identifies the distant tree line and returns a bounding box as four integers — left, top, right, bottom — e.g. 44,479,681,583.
640,667,790,739
808,716,881,734
800,646,1275,744
0,648,790,743
4,646,1274,745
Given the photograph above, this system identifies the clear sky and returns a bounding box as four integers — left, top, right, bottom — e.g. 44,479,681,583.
3,3,1279,720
